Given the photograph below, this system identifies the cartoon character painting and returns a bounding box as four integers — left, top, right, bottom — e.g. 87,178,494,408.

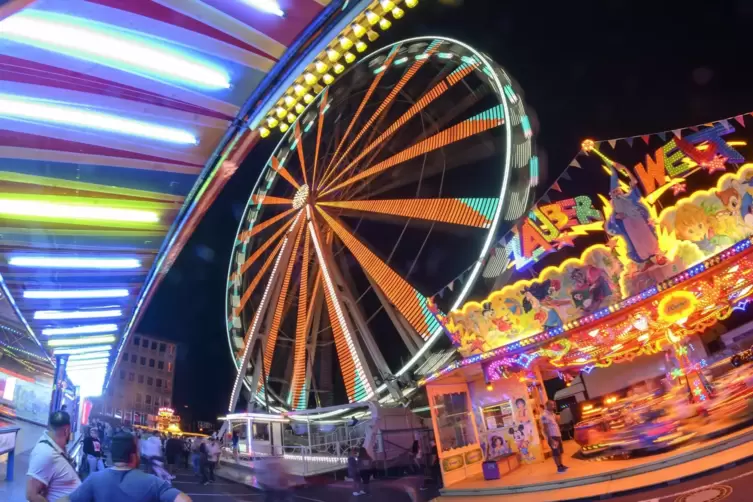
606,165,666,270
508,424,536,462
569,265,613,313
674,203,716,253
521,279,569,329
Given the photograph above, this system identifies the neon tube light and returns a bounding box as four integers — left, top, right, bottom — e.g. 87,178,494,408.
48,335,117,347
34,309,123,320
0,199,158,223
42,323,118,336
0,11,231,90
68,351,111,361
242,0,284,17
0,95,198,144
10,257,141,269
53,345,113,355
67,357,109,367
24,289,129,299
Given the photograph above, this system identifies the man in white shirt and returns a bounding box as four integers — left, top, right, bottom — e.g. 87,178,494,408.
26,411,82,502
541,401,568,473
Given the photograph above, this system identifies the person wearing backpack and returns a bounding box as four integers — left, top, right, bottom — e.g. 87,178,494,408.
61,431,191,502
26,411,81,502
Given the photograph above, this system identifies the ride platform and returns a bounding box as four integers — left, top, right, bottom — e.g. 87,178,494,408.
437,423,753,500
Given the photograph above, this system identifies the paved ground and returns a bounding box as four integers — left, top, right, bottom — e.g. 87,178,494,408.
584,457,753,502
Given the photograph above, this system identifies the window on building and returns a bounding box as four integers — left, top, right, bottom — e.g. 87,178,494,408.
131,354,137,363
151,341,158,350
108,387,114,397
168,344,175,355
147,377,153,386
167,362,173,373
138,375,144,384
136,393,141,402
159,343,166,353
156,378,162,388
141,338,148,348
128,372,135,382
140,357,146,366
123,352,128,361
163,398,170,407
119,370,125,380
145,395,151,404
134,336,140,346
149,359,155,368
165,380,170,392
157,361,164,370
154,397,160,406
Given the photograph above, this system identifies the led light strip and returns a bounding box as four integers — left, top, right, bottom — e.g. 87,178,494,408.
68,351,111,361
238,207,296,243
34,309,123,320
48,334,117,347
0,199,158,224
308,219,373,402
53,345,113,355
24,289,129,299
42,323,118,336
0,11,231,89
270,156,301,190
0,95,198,144
289,232,311,409
9,256,141,269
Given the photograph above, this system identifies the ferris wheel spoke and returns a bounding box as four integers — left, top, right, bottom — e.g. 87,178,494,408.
318,45,402,190
318,44,442,191
300,269,324,409
233,233,285,319
259,219,305,392
238,207,297,242
271,156,301,190
321,104,504,198
320,59,482,194
319,197,499,229
308,213,376,403
294,122,309,187
234,215,296,280
252,194,294,206
228,213,304,411
289,231,313,409
310,89,329,190
316,206,442,341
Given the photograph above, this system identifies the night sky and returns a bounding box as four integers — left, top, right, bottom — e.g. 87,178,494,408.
138,0,753,424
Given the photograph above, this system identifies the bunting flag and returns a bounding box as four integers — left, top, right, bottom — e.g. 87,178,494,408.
626,137,634,146
673,129,682,138
560,171,572,181
658,132,667,141
448,281,455,292
608,139,617,149
641,135,650,144
540,193,551,203
550,181,562,192
568,158,581,169
736,115,746,127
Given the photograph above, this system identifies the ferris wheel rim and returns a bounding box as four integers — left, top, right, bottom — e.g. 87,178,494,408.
225,35,520,415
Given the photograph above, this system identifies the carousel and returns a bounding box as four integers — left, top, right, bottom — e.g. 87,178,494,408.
420,113,753,491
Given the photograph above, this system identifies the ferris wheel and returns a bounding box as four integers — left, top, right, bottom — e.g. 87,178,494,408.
226,37,537,412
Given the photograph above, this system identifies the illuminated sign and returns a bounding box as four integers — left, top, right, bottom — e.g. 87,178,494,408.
658,291,698,324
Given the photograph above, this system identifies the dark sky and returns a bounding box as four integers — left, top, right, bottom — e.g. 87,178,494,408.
138,0,753,424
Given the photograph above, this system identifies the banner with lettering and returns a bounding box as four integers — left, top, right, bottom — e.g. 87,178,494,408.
447,113,753,357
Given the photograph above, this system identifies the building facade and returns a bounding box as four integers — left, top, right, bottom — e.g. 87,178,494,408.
94,334,177,426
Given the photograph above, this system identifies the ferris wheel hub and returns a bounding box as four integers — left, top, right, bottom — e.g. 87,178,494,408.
293,184,310,209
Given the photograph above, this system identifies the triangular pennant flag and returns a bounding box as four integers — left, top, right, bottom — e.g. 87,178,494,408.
673,129,682,138
658,132,667,141
608,139,617,149
735,115,746,127
568,159,581,169
560,171,572,181
540,193,551,203
626,137,634,147
448,281,455,292
550,181,562,192
721,119,731,130
641,135,650,145
690,126,699,132
439,289,445,298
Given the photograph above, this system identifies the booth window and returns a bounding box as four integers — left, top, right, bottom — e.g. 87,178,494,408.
432,391,476,452
253,423,270,441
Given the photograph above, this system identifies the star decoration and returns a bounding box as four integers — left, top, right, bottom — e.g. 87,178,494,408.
553,233,575,249
671,183,687,196
670,367,684,379
677,346,688,356
702,156,727,174
607,237,620,251
468,338,486,353
693,387,703,396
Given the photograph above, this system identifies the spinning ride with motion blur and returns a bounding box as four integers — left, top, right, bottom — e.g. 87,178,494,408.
225,36,538,415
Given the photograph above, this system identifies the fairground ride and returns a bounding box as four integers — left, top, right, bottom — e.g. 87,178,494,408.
226,36,539,414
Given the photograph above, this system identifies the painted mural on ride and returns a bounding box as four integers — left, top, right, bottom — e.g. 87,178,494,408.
444,114,753,358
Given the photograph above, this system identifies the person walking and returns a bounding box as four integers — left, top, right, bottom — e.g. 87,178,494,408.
428,438,442,489
83,427,105,476
190,439,201,476
198,439,210,486
165,433,182,477
541,401,569,473
347,447,362,496
206,439,220,482
182,437,191,469
357,446,372,495
231,431,240,463
26,411,81,502
65,431,192,502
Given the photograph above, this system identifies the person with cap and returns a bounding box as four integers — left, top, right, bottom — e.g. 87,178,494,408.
63,431,192,502
26,411,81,502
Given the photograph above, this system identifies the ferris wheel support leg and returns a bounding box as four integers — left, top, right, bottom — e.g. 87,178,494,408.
365,273,423,358
334,252,392,381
